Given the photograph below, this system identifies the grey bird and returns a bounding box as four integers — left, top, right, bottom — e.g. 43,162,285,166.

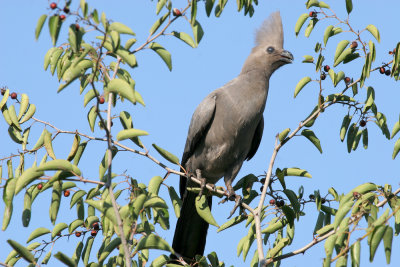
172,12,293,262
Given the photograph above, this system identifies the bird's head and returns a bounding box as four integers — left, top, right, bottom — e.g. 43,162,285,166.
241,12,293,76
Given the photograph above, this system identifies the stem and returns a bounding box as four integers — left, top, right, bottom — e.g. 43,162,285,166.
103,57,132,267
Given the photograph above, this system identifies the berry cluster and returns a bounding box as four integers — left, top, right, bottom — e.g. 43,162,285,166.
49,2,73,24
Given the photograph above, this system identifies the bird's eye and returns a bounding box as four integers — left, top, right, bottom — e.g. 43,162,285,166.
266,46,275,54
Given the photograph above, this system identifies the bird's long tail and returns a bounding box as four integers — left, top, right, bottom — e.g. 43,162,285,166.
172,178,212,261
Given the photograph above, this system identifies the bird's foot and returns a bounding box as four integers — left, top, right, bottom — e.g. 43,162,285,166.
196,169,207,198
228,194,242,219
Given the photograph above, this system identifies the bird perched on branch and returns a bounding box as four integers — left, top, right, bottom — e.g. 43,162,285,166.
172,11,293,262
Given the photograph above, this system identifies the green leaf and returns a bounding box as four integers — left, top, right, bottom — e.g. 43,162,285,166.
27,227,50,243
340,115,352,142
391,121,400,139
301,129,322,153
334,47,353,67
392,138,400,159
48,15,62,46
351,241,361,267
324,234,337,260
116,129,149,141
278,128,290,142
98,237,121,262
217,214,247,232
17,94,29,121
171,31,195,48
205,0,215,16
383,226,393,264
82,237,94,265
346,0,353,14
262,218,287,234
54,251,75,267
52,222,68,239
152,143,179,165
370,225,386,262
149,42,172,71
283,189,300,213
195,195,219,227
70,190,87,208
14,167,44,194
294,76,311,98
190,0,197,25
37,159,81,176
366,24,380,43
334,40,349,63
7,239,36,263
295,13,309,36
302,55,314,63
268,237,290,258
282,167,312,178
192,20,204,46
50,181,62,225
148,176,163,195
19,104,36,124
305,18,318,37
35,14,47,40
110,22,135,35
107,78,136,105
0,88,9,110
135,234,173,253
149,12,169,36
125,38,137,50
346,123,358,153
168,187,182,218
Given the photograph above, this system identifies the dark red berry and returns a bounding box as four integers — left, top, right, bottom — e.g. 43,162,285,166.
350,41,358,49
359,120,366,127
59,14,66,20
320,73,326,80
37,183,43,190
172,8,182,17
269,199,276,205
389,51,393,55
324,65,330,72
385,69,391,76
379,67,385,74
75,231,82,237
10,92,17,99
309,11,317,18
278,200,285,207
63,190,70,197
259,178,266,184
91,230,97,237
75,24,80,30
92,222,100,230
99,96,105,104
321,198,326,204
50,2,57,9
63,6,70,13
344,77,351,84
309,194,315,200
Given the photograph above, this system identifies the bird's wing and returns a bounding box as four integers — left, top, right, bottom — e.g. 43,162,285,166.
180,93,217,196
246,116,264,161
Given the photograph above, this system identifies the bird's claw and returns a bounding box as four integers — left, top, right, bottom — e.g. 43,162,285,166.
196,169,207,198
227,194,242,219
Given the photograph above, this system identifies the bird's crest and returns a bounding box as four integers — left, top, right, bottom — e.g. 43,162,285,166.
255,11,283,48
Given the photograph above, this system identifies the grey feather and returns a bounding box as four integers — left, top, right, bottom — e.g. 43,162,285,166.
255,11,284,48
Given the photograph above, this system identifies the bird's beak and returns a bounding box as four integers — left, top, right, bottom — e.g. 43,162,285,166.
280,50,294,64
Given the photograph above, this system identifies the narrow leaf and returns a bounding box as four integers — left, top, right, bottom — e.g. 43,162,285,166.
294,76,311,98
301,129,322,153
152,144,179,165
195,195,219,227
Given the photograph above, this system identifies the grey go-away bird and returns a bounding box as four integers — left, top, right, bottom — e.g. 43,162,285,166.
172,12,293,262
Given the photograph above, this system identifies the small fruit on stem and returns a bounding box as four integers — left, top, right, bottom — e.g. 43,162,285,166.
379,67,386,74
320,73,326,80
63,6,70,14
75,231,81,237
91,230,97,237
92,222,100,230
269,199,276,205
37,183,43,190
99,96,105,104
11,92,17,99
324,65,330,72
309,11,317,18
50,2,57,9
59,14,66,20
344,77,351,84
75,24,80,30
350,41,358,49
63,190,70,197
309,194,315,200
385,69,391,76
359,120,366,127
172,8,182,17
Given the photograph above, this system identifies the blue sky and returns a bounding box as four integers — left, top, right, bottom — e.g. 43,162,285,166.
1,0,400,266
